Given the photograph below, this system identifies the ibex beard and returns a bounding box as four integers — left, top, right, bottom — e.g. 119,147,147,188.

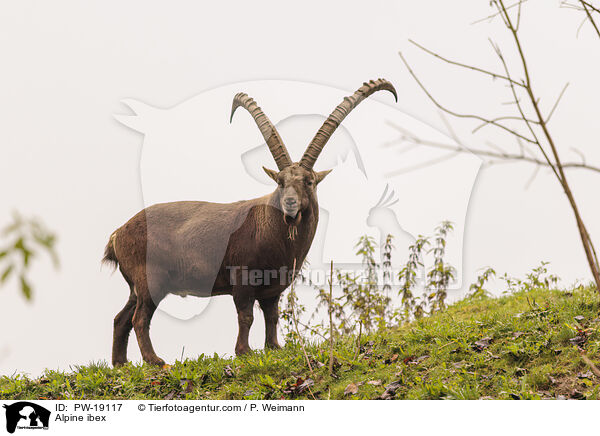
103,79,397,367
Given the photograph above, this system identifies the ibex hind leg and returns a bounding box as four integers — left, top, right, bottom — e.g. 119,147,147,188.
132,283,166,367
112,287,137,367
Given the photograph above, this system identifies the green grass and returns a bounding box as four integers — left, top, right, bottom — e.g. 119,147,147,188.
2,285,600,400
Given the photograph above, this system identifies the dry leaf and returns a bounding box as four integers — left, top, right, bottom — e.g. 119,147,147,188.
344,383,359,396
223,365,235,377
473,337,492,352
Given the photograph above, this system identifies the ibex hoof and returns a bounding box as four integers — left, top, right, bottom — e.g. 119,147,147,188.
266,343,281,350
235,346,252,356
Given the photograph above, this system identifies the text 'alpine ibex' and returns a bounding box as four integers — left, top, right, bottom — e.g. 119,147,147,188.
103,79,397,367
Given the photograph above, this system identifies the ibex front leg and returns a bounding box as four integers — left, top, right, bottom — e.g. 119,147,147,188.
233,289,255,355
259,295,281,349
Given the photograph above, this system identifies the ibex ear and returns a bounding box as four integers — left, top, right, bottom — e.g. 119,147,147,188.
262,166,279,182
315,169,332,185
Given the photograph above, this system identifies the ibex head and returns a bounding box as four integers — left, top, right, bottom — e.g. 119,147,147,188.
230,79,397,224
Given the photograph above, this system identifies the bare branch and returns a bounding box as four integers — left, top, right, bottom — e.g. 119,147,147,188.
582,0,600,14
398,51,537,144
471,0,529,25
580,0,600,39
495,0,600,287
516,0,524,31
570,147,587,165
401,0,600,289
408,39,526,88
488,37,562,181
472,114,539,134
385,121,600,175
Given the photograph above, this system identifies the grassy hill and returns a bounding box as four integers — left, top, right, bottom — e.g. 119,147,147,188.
2,284,600,400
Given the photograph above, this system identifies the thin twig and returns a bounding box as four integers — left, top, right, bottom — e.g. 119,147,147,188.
515,0,524,31
328,260,335,376
524,164,541,189
354,322,363,361
546,83,570,124
289,258,314,375
408,39,525,88
581,353,600,378
438,340,457,350
471,0,529,25
580,0,600,38
472,115,540,134
295,320,328,340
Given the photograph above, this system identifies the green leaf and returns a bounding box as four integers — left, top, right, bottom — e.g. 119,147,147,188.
13,237,24,251
22,247,34,267
33,233,56,249
1,265,13,283
2,213,23,235
20,275,32,300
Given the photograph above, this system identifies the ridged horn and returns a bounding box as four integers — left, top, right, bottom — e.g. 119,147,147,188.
230,93,292,171
299,78,397,170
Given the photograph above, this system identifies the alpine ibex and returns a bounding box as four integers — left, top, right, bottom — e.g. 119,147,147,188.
103,79,397,367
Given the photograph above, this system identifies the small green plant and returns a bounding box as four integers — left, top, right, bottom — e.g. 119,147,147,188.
426,221,455,313
351,235,392,333
468,267,496,299
500,261,559,294
381,234,394,293
0,212,58,301
309,236,392,337
398,235,428,321
279,281,306,342
525,262,559,290
397,221,456,320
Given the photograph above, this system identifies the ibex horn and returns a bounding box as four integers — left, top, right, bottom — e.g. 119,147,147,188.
230,93,292,171
300,78,397,170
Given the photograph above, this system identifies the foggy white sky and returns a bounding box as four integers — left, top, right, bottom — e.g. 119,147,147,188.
0,0,599,376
